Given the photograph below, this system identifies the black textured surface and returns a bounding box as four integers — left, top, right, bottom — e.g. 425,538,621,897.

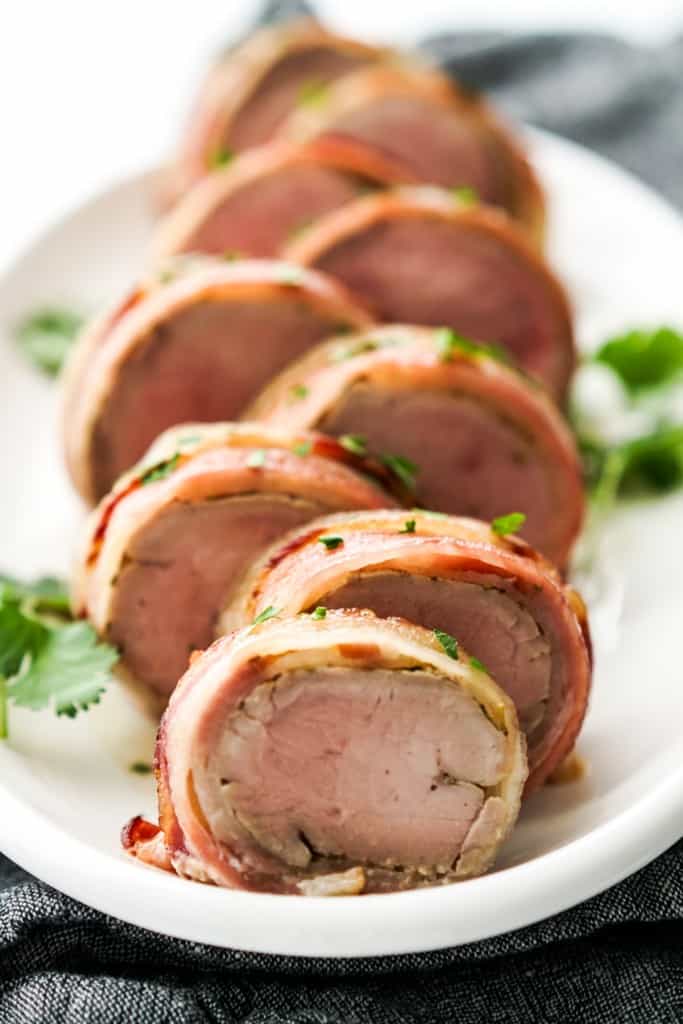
2,2,682,1020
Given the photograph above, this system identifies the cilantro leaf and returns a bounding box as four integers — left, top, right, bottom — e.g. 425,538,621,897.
16,308,84,376
588,426,683,504
0,596,49,679
7,621,117,717
252,606,280,626
434,629,459,660
595,327,683,394
0,575,70,615
491,512,526,537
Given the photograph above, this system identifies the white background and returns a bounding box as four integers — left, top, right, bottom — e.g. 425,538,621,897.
1,1,682,271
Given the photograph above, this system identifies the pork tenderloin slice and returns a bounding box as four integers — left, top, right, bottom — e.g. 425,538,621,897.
245,324,584,565
62,258,372,503
223,508,591,793
138,611,526,893
75,426,397,704
284,190,573,399
171,18,383,200
155,137,416,261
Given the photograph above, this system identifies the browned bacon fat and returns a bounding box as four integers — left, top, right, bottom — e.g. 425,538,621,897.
224,510,591,793
155,137,417,261
73,424,397,709
123,610,526,893
284,187,574,399
282,64,544,241
170,19,384,201
246,325,584,565
61,257,372,503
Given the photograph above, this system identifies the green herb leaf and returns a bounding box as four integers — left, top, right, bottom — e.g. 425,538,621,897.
587,425,683,504
0,575,70,615
330,338,380,363
0,595,49,679
252,605,280,626
8,621,117,717
491,512,526,537
208,146,234,169
451,186,478,205
434,629,459,660
247,449,266,469
311,606,327,620
288,384,309,402
470,656,487,673
400,519,416,534
140,453,181,485
339,434,367,456
16,308,84,376
434,327,509,365
318,536,344,551
130,761,153,775
380,453,419,492
292,440,312,457
595,327,683,394
297,79,330,107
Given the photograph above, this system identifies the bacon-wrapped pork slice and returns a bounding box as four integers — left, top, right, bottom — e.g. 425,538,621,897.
123,610,526,893
61,257,372,503
284,188,573,400
155,137,417,261
73,423,397,709
246,325,584,564
282,64,544,242
169,19,384,201
224,510,591,793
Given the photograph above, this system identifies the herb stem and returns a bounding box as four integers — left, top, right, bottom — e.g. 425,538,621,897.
0,676,7,740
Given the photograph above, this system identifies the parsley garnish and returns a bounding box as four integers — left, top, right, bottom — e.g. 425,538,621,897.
318,536,344,551
292,440,312,457
252,606,280,626
339,434,367,456
140,453,181,485
247,449,266,469
470,656,488,673
0,579,118,738
435,327,508,365
289,384,309,402
380,453,419,492
491,512,526,536
400,519,416,534
208,147,234,170
595,327,683,394
16,308,84,376
434,629,459,660
330,338,380,363
311,606,327,620
297,79,330,107
451,186,478,205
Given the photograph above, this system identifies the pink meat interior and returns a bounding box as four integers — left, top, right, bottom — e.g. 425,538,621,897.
320,573,554,746
108,494,326,696
319,383,557,555
92,297,347,497
184,164,361,258
202,666,505,885
330,96,506,201
312,218,566,392
228,48,373,151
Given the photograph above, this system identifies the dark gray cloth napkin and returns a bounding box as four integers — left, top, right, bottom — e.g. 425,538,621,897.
2,2,683,1021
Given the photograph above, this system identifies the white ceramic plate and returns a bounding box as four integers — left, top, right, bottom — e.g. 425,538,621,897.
0,130,682,958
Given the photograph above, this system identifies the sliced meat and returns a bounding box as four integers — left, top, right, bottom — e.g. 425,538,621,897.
155,137,417,261
281,64,545,241
169,18,384,201
126,610,526,893
223,510,591,793
73,423,397,708
61,257,372,503
246,324,584,565
284,188,574,399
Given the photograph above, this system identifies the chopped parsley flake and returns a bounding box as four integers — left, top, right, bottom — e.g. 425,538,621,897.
208,146,234,169
339,434,367,456
491,512,526,536
252,606,280,626
470,657,488,673
311,606,327,620
292,440,312,457
380,453,419,492
451,185,478,205
318,536,344,551
140,453,181,485
297,79,330,107
289,384,309,402
434,629,459,660
400,519,416,534
435,327,508,365
246,449,266,469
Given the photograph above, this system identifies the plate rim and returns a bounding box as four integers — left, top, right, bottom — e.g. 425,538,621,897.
1,127,682,958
